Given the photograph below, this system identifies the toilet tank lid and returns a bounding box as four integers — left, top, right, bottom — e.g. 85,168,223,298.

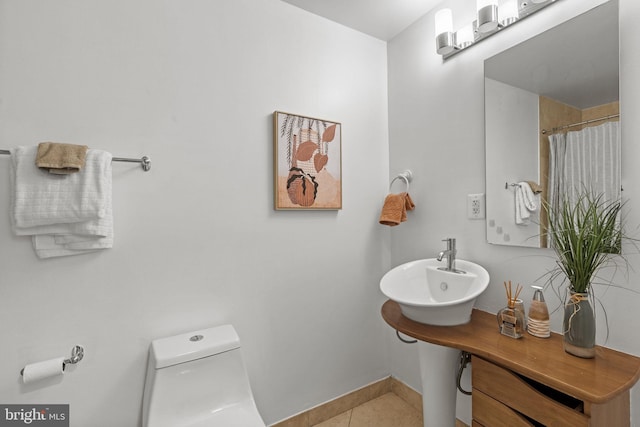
151,324,241,369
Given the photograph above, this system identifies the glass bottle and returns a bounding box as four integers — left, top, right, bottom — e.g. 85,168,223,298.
497,303,525,339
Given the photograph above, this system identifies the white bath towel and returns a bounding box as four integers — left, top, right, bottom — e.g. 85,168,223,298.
10,145,114,258
31,186,113,258
32,233,113,258
11,146,111,228
515,181,538,225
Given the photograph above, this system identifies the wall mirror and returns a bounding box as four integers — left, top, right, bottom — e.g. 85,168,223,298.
485,0,619,248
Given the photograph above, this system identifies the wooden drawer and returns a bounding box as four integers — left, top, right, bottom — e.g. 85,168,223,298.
472,356,590,426
473,389,534,427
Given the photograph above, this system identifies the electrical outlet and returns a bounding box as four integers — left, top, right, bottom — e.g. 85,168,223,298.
467,193,485,219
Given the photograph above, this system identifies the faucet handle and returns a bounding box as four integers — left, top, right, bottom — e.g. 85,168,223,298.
442,238,456,250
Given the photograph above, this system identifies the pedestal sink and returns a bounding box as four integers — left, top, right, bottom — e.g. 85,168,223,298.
380,258,490,427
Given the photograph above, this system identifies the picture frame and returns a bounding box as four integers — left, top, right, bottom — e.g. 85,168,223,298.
273,111,342,210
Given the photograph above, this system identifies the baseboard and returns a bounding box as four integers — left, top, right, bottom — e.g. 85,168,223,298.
390,377,422,414
270,376,469,427
271,377,392,427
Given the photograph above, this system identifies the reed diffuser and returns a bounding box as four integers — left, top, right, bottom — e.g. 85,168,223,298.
497,281,525,339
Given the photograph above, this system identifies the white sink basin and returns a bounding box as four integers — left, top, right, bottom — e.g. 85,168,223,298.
380,258,490,326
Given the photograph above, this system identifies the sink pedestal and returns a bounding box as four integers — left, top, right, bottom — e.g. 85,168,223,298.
418,341,459,427
380,258,489,426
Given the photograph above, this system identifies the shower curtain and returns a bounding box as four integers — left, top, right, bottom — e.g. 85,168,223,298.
547,121,621,221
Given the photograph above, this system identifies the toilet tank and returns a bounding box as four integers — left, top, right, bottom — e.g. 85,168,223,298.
142,325,258,427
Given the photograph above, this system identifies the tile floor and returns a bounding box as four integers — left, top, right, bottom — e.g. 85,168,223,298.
311,392,422,427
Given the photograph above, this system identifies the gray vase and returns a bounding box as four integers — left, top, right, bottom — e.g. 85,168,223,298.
563,290,596,358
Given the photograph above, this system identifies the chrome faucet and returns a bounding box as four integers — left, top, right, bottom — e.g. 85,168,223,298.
437,238,464,273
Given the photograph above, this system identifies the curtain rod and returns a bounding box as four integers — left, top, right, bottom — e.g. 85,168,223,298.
0,149,151,171
541,113,620,135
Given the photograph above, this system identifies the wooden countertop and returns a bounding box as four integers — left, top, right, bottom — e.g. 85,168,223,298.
382,300,640,404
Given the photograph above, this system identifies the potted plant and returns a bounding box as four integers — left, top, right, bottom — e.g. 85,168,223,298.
545,192,624,358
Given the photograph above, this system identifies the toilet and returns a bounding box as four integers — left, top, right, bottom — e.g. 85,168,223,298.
142,324,266,427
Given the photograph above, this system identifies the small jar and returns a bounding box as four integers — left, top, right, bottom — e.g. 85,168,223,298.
497,305,525,339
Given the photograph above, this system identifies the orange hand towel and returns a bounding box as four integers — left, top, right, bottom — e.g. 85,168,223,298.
36,142,89,174
379,192,415,226
404,192,415,211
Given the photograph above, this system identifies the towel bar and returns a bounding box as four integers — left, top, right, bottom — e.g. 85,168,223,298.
0,149,151,171
112,155,151,171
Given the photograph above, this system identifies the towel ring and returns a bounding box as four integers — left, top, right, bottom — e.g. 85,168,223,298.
390,170,413,192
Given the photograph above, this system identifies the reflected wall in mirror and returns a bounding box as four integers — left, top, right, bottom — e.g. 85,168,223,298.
485,0,619,248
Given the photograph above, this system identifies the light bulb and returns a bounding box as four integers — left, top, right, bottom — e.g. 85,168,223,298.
435,8,453,35
500,0,519,26
477,0,498,9
457,24,474,48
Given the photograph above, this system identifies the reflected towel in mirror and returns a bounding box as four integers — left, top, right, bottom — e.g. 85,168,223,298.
515,182,537,225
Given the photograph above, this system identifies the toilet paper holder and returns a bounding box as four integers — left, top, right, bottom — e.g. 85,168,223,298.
20,345,84,376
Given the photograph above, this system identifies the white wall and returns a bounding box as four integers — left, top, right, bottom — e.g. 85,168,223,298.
485,78,540,247
3,0,638,425
388,0,640,423
0,0,391,425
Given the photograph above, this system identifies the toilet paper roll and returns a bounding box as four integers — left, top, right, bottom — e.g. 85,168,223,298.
22,357,65,384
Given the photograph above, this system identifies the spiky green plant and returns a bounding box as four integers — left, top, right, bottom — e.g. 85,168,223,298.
545,192,623,293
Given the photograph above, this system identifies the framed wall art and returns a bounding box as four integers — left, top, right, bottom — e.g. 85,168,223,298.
273,111,342,210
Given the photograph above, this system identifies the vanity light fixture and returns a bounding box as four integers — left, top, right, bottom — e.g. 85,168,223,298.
477,0,499,33
435,8,455,55
435,0,559,60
